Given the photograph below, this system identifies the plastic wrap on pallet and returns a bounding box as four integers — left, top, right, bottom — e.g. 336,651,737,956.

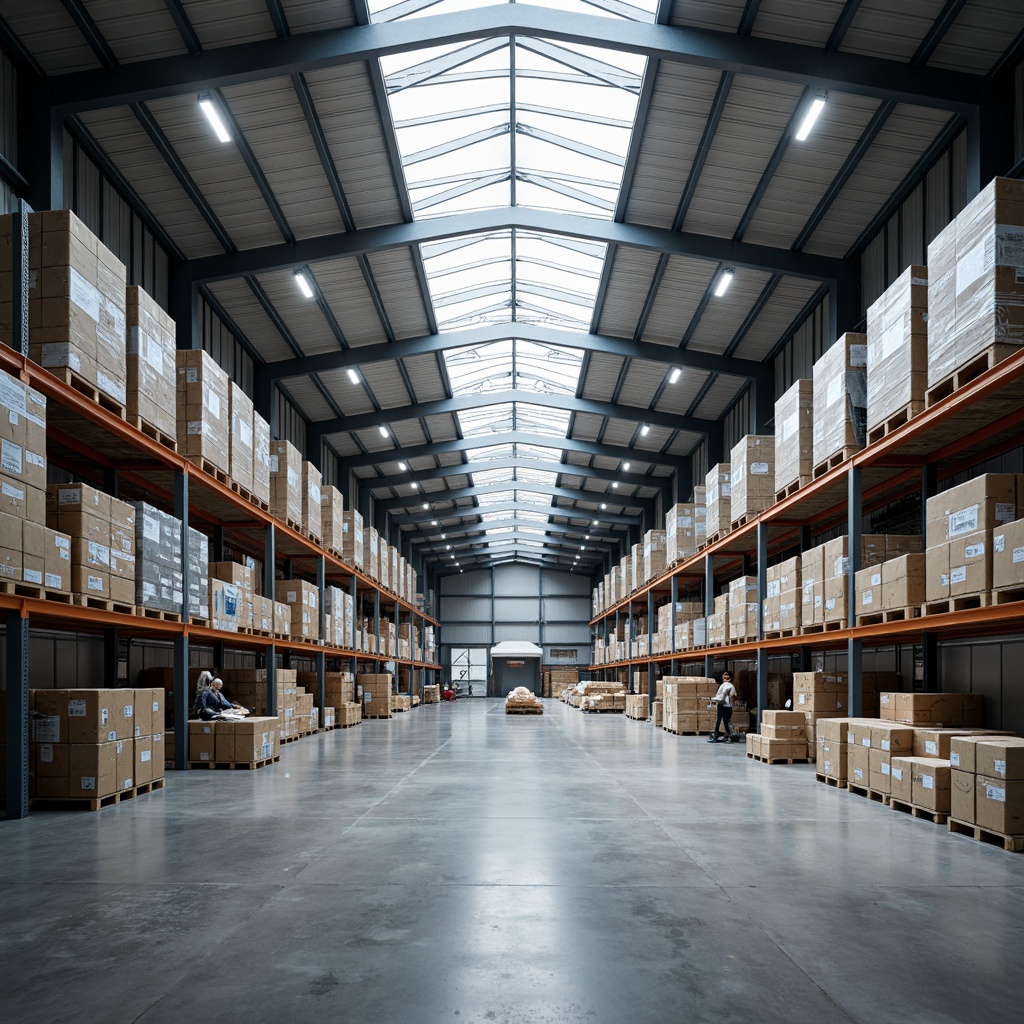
252,411,271,506
705,464,731,537
301,461,321,540
812,333,867,467
730,435,775,522
132,502,182,614
126,286,175,439
927,177,1024,388
188,526,208,619
643,529,667,582
341,509,363,569
269,439,302,527
866,266,928,432
175,349,230,475
774,379,813,495
229,382,254,493
665,503,704,563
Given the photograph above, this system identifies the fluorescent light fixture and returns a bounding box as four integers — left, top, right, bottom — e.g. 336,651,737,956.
622,461,631,471
450,554,455,559
347,368,359,385
378,425,390,439
440,533,446,539
422,503,429,510
410,482,418,490
592,519,598,526
668,367,682,385
640,424,650,437
198,95,231,143
293,271,314,299
600,503,607,510
795,93,827,142
455,562,460,567
612,481,619,489
430,520,438,526
397,460,407,471
714,269,734,297
585,535,590,540
446,545,451,550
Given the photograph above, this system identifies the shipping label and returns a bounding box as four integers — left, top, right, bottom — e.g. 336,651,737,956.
995,502,1016,524
23,568,42,585
994,759,1007,777
950,566,967,584
87,574,105,592
44,572,63,588
1013,545,1024,564
987,784,1007,803
964,542,985,559
948,504,979,537
32,716,60,743
69,267,102,321
1,437,23,475
925,741,938,755
921,774,934,790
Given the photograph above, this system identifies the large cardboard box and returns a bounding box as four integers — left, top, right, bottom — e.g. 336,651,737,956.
126,285,176,438
925,474,1019,545
993,517,1024,590
817,737,848,780
665,503,705,563
302,461,322,542
974,738,1024,780
730,435,775,523
866,266,928,433
269,439,302,527
228,381,254,493
774,378,813,494
358,673,393,717
176,349,230,474
188,721,217,763
705,464,731,537
275,578,319,641
812,332,867,466
951,768,975,823
252,410,271,506
911,757,951,812
975,776,1024,835
69,741,119,799
133,735,154,786
848,743,870,787
321,485,345,554
881,553,925,609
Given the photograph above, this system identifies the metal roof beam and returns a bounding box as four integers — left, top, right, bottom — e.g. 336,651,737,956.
408,518,621,547
396,500,639,527
258,323,770,387
370,457,657,489
378,480,656,513
189,207,846,283
338,431,692,469
307,388,716,439
50,7,982,114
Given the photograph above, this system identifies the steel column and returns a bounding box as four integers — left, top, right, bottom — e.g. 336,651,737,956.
704,552,714,677
265,523,278,717
173,632,189,770
756,520,768,725
647,587,655,702
847,464,863,716
5,610,30,818
10,201,30,357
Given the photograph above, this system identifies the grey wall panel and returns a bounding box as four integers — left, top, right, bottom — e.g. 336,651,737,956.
441,596,493,622
542,597,591,622
493,565,539,597
542,570,589,596
493,623,540,643
493,596,540,622
1002,642,1024,733
541,623,591,645
441,569,492,596
441,624,493,645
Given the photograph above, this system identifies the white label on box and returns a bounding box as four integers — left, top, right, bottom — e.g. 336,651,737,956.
141,750,151,762
80,776,96,791
881,762,890,776
881,739,891,751
996,502,1016,524
2,480,24,500
123,777,133,790
880,694,891,705
871,572,881,586
862,738,871,748
87,541,110,566
948,505,979,537
862,592,873,605
286,590,297,604
69,266,101,321
995,534,1005,553
1013,545,1024,564
101,708,108,726
363,691,372,703
925,740,938,755
940,573,950,587
269,454,279,473
310,484,321,503
240,420,253,447
1,437,23,475
187,420,206,436
106,729,116,742
950,752,961,767
26,450,45,469
23,568,42,584
123,704,133,718
750,462,769,476
87,574,105,592
44,572,62,588
186,368,199,383
834,557,849,577
59,487,84,506
32,716,60,743
965,542,985,558
39,743,55,764
986,783,1006,803
993,223,1024,267
921,774,934,790
950,566,967,584
200,752,210,761
68,699,86,718
994,758,1007,777
205,388,221,419
0,374,26,417
849,343,867,367
891,768,903,781
956,239,986,295
798,693,806,705
854,767,864,780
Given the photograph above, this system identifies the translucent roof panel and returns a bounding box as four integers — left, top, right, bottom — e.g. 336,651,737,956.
369,1,658,30
444,337,583,396
464,442,564,463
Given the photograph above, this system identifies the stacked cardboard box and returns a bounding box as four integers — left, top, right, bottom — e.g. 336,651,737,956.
762,556,800,635
855,550,924,619
0,367,47,525
755,709,808,761
320,485,345,553
0,511,71,595
211,718,280,765
302,461,322,542
878,691,983,726
252,411,271,506
662,676,717,734
176,349,230,475
993,516,1024,590
625,693,649,720
845,719,914,795
814,717,860,783
950,735,1024,834
209,562,252,633
866,266,928,434
665,503,705,564
131,502,207,617
925,474,1022,603
126,286,176,440
269,439,302,527
730,435,775,524
1,210,127,408
774,379,813,495
927,177,1024,390
727,576,758,641
812,332,867,467
340,510,364,570
643,529,666,584
277,669,298,740
707,593,729,646
358,673,393,718
31,688,165,799
821,534,889,626
275,579,319,641
228,382,254,493
705,464,731,538
799,544,825,627
423,684,440,704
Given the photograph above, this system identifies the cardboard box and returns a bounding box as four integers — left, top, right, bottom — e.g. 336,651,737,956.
176,349,230,474
889,755,917,804
133,736,154,786
34,688,132,744
302,461,322,541
69,741,119,799
812,332,867,466
730,434,775,523
890,692,983,727
252,410,271,506
228,381,254,493
855,564,883,616
911,758,951,812
126,285,176,438
774,378,813,494
974,738,1024,781
925,474,1018,545
951,769,975,823
868,748,894,793
949,734,999,773
817,738,848,780
870,723,914,754
275,578,319,641
993,517,1024,590
705,464,731,537
848,743,870,786
188,720,217,763
975,775,1024,835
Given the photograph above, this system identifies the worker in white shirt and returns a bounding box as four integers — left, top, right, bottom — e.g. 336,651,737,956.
708,670,739,743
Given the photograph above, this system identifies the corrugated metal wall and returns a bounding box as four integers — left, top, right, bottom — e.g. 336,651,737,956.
723,388,752,452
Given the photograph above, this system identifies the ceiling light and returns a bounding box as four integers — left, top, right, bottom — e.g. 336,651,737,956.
612,482,619,489
293,271,314,299
600,503,607,510
430,520,438,526
668,367,682,385
640,424,650,436
451,554,455,559
622,461,631,471
441,533,446,539
455,562,460,567
795,93,827,142
585,535,590,540
422,503,429,510
347,368,359,385
198,95,231,143
410,482,418,490
592,519,598,526
446,545,451,550
714,269,734,297
397,460,407,471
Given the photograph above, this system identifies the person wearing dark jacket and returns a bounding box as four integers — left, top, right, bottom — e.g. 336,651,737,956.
193,671,249,720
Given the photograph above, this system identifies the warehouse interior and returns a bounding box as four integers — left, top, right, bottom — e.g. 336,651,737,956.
2,1,1024,1021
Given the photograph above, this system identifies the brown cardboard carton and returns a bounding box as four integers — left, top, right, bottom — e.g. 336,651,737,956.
912,728,1008,760
252,410,271,506
949,734,1001,773
705,464,731,537
848,743,870,787
69,741,118,799
925,543,950,602
188,721,217,763
881,553,925,609
870,723,913,754
993,517,1024,590
868,748,894,793
925,474,1018,544
176,349,230,474
126,286,176,437
302,461,322,541
889,755,917,804
214,728,236,764
974,738,1024,781
951,769,975,823
133,736,154,786
947,529,991,596
774,379,813,494
33,741,71,783
892,692,969,726
911,758,951,812
975,775,1024,835
855,564,883,617
817,739,848,780
228,381,254,493
268,439,303,526
57,689,127,743
812,332,867,465
730,434,775,522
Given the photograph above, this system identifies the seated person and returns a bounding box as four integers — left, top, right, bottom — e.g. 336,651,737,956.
193,670,250,720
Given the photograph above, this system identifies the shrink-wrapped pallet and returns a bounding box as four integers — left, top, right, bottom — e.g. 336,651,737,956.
730,435,774,523
812,333,867,468
774,379,813,495
705,464,731,538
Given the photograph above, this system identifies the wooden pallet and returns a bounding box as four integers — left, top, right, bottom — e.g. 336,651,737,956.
813,447,860,479
363,713,392,720
763,628,799,640
922,593,993,616
662,728,711,736
72,593,134,615
925,343,1020,408
889,797,947,825
0,580,73,603
815,773,848,789
991,587,1024,606
947,817,1024,852
249,627,273,638
32,777,165,812
136,606,182,622
190,615,210,628
582,707,623,714
334,720,361,729
128,415,177,453
848,782,889,805
624,713,649,722
505,705,543,715
184,454,230,485
775,476,813,503
800,620,848,635
730,513,760,529
306,532,323,547
856,606,922,627
273,631,290,641
866,401,925,446
279,735,301,744
705,530,731,546
189,755,281,771
747,753,813,765
45,365,127,419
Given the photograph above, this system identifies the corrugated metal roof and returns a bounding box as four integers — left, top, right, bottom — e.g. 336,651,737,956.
254,269,344,357
753,0,848,47
312,257,389,345
614,361,670,408
568,412,605,442
841,0,946,63
400,354,447,403
422,413,459,441
2,2,102,74
316,368,377,416
205,279,295,362
278,376,334,420
652,368,710,414
930,2,1024,72
79,107,224,257
687,268,773,355
386,418,426,447
85,0,186,65
665,431,703,456
221,78,347,241
361,360,414,408
282,0,357,33
594,247,662,336
364,249,431,339
730,277,822,362
180,0,276,48
622,63,722,229
683,76,806,240
580,352,626,400
436,451,467,467
692,374,749,419
640,256,715,344
304,64,405,229
668,0,746,32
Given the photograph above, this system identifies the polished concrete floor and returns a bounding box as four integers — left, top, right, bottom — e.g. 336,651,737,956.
3,700,1024,1023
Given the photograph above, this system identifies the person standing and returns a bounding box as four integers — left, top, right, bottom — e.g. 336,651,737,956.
708,670,738,743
